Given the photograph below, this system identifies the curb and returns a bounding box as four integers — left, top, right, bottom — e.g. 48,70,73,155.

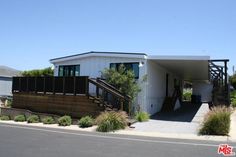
0,120,235,142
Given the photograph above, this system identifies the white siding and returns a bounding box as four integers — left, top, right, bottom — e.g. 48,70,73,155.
53,56,147,113
146,60,181,115
0,77,12,96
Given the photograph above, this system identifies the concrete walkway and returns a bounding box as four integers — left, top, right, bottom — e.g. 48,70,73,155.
131,103,210,134
229,110,236,140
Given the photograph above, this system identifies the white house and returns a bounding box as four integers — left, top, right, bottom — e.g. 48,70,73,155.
0,66,20,106
50,51,219,115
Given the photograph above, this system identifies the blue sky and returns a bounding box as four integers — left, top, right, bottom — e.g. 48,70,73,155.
0,0,235,74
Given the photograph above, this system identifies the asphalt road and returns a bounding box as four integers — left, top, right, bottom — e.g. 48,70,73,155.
0,123,235,157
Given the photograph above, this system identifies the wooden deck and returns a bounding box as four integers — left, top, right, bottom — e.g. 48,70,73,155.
12,93,103,118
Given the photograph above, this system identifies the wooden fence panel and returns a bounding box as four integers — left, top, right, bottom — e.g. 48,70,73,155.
12,76,89,95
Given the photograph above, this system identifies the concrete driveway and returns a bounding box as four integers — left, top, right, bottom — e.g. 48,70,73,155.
131,103,209,134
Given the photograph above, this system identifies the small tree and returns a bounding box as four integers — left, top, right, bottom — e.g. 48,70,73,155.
21,67,53,77
102,64,141,113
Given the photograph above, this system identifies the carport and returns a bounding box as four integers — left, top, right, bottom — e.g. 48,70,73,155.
148,55,212,104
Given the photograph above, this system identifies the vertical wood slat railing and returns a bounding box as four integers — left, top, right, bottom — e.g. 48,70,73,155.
12,76,89,95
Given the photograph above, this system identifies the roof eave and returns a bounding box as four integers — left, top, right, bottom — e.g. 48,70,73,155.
50,51,147,63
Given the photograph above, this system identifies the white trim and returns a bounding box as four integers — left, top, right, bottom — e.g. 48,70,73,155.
147,55,210,60
50,53,147,63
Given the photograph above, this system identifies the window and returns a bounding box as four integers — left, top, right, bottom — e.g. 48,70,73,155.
58,65,80,77
110,62,139,79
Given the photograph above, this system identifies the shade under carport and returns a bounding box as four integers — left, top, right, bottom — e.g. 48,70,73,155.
148,55,210,81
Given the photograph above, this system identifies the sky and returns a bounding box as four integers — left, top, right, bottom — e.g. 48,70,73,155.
0,0,235,74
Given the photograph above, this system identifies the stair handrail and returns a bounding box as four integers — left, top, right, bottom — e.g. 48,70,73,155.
88,78,125,99
96,78,131,100
88,78,131,114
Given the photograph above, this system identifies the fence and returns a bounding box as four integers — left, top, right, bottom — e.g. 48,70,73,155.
12,76,89,95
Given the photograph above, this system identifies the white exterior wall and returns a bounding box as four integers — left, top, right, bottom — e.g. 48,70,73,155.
53,56,147,113
146,61,181,115
0,77,12,96
192,81,213,102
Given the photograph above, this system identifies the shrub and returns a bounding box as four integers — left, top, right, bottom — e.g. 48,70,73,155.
27,115,40,123
42,116,55,124
95,111,128,132
183,92,192,101
6,99,12,107
14,115,26,122
135,111,150,122
0,115,10,120
199,106,232,135
58,115,72,126
232,99,236,108
78,116,94,128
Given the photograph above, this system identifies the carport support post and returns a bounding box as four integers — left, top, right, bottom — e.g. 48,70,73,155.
224,61,227,91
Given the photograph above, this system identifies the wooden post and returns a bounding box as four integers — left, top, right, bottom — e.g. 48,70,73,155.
53,77,55,95
19,77,21,92
96,78,99,97
120,99,124,111
35,77,37,94
221,67,223,86
128,101,131,116
224,61,228,91
63,77,65,95
26,77,29,92
43,77,46,95
73,76,76,96
85,76,89,96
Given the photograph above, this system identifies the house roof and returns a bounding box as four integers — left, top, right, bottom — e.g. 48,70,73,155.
50,51,147,63
0,66,20,77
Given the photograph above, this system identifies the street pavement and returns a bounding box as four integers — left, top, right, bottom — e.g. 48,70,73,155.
0,123,235,157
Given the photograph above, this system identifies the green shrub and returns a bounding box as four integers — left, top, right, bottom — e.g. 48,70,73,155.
78,116,94,128
232,99,236,108
0,115,10,121
183,91,192,101
230,90,236,99
27,115,40,123
42,116,55,124
135,111,150,122
95,111,128,132
58,115,72,126
199,106,231,136
14,115,26,122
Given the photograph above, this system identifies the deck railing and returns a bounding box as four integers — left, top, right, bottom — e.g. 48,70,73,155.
12,76,89,95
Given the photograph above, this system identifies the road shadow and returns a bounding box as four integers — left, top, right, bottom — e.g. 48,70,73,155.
151,102,205,122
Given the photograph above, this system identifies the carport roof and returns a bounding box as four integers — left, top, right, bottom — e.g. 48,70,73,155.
147,55,210,81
